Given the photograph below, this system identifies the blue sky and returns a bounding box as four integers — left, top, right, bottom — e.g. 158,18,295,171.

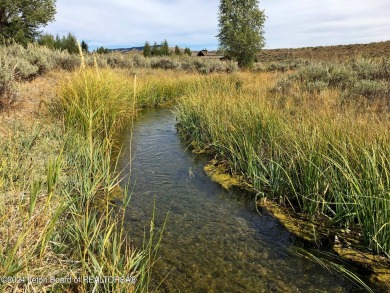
44,0,390,51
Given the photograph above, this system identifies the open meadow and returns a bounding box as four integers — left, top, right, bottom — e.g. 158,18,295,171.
0,44,389,291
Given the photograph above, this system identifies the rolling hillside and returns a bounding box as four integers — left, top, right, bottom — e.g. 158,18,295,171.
258,41,390,62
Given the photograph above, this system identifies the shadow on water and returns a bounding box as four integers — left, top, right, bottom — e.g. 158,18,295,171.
118,107,371,293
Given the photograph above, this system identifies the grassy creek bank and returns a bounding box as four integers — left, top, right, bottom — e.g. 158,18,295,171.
1,49,389,291
174,67,390,291
0,66,203,292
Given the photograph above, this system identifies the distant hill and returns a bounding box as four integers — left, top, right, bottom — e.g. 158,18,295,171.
109,46,146,53
258,41,390,62
110,45,181,53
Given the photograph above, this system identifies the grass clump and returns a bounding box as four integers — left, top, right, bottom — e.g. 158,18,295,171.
50,65,158,292
0,121,70,291
134,69,202,107
56,129,143,292
175,70,390,257
0,123,147,292
55,67,136,138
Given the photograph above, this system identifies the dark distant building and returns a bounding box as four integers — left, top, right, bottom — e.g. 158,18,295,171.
196,49,226,60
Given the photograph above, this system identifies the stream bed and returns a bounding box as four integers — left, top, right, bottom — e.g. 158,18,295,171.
118,107,367,292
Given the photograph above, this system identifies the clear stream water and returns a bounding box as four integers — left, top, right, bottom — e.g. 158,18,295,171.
118,107,367,293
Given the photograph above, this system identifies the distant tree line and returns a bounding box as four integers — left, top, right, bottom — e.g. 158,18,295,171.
37,32,89,53
95,47,110,54
143,40,191,57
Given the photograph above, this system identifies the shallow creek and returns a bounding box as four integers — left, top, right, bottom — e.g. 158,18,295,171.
118,107,364,292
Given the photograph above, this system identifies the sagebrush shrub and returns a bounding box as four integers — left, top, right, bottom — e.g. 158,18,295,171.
270,77,292,95
352,79,389,98
273,58,390,103
0,56,17,109
53,52,80,71
151,57,180,70
305,81,328,93
26,44,54,74
352,58,390,80
327,64,356,88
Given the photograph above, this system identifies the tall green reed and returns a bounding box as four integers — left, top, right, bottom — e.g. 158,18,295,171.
175,72,390,256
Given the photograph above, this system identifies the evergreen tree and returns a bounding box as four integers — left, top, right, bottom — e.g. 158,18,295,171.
174,45,182,55
37,33,56,49
143,41,151,57
61,32,78,54
96,47,109,54
38,32,80,54
217,0,266,67
160,39,169,56
81,40,89,53
0,0,56,45
54,34,61,50
184,47,192,56
151,42,159,56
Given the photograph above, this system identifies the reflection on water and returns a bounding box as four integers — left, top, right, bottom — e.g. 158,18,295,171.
119,108,358,292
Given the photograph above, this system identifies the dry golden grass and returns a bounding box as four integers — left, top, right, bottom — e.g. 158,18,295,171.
0,120,71,292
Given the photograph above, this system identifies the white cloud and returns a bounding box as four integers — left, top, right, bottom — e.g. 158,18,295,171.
45,0,219,49
44,0,390,50
262,0,390,48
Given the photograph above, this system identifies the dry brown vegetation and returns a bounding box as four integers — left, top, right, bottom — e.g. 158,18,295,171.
258,41,390,62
